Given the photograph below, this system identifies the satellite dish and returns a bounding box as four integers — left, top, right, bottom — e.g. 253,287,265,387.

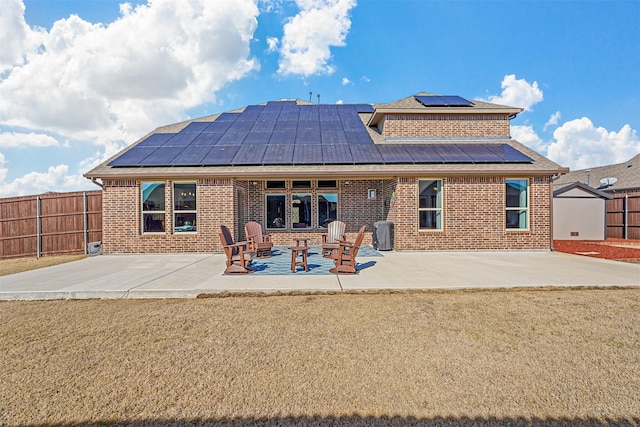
599,177,618,186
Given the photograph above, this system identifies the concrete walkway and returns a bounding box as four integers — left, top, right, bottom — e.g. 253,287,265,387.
1,250,638,300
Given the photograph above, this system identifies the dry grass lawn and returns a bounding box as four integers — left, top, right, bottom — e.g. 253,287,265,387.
1,288,639,426
0,254,87,276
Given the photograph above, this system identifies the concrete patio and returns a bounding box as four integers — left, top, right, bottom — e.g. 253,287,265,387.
1,247,638,300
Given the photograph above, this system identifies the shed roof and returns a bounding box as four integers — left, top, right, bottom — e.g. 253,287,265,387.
553,182,613,199
553,153,640,193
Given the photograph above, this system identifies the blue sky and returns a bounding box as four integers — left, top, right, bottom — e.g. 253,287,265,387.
0,0,638,197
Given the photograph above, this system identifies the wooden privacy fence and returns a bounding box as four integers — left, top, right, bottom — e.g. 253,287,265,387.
607,191,640,240
0,190,102,259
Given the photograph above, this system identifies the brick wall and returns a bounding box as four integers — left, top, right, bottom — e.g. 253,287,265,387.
383,114,511,138
102,178,237,254
102,176,552,253
392,176,552,250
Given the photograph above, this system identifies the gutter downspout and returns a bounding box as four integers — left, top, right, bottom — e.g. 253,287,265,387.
89,177,104,189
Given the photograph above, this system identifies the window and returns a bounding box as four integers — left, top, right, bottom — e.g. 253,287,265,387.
418,179,442,230
318,193,338,228
318,180,337,189
506,179,528,229
173,182,197,232
266,194,286,229
292,180,311,189
141,182,166,233
291,194,312,228
266,181,286,189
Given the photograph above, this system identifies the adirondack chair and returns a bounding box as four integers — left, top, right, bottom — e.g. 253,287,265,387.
244,221,273,257
329,225,366,274
219,225,254,274
321,220,346,258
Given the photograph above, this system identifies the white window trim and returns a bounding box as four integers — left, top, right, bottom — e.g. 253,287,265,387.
505,178,530,231
418,178,444,231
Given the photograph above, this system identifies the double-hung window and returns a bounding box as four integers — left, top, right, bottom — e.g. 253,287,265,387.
173,182,197,232
418,179,442,230
141,182,166,233
506,179,528,229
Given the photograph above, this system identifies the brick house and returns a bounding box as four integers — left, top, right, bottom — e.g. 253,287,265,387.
84,93,567,254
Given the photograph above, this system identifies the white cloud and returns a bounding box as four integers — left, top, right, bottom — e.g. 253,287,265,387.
277,0,356,76
544,111,561,131
341,77,351,85
0,132,60,148
547,118,640,170
0,0,42,72
0,0,260,144
266,36,279,52
0,153,91,197
483,74,543,111
511,125,547,154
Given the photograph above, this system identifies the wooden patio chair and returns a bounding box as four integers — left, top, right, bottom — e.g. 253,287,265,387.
244,221,273,257
219,225,254,274
329,225,366,274
321,220,346,258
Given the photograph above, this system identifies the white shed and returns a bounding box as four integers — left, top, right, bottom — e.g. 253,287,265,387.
553,182,612,240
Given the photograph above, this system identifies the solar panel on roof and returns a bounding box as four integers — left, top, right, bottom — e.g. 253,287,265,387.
109,146,157,166
297,120,320,130
162,132,199,147
293,144,323,164
322,144,353,164
136,133,175,147
279,106,300,121
458,144,500,162
404,145,444,163
226,119,254,132
139,146,186,166
433,144,473,162
377,144,414,163
349,144,383,163
350,104,375,113
188,132,223,146
243,132,272,144
181,122,211,132
263,144,294,164
321,130,348,145
214,113,239,122
201,145,240,164
217,131,248,145
296,128,321,144
239,105,264,119
171,145,212,165
298,105,319,121
231,144,267,165
486,144,532,162
415,95,473,107
267,100,297,106
344,130,372,145
274,120,298,131
269,130,296,144
320,120,342,131
250,119,276,133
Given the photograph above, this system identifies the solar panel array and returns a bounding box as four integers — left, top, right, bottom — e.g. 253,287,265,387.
414,95,473,107
109,101,531,167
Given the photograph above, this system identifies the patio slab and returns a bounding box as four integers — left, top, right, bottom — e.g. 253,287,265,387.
0,250,638,300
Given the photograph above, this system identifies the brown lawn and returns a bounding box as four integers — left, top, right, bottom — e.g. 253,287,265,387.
1,288,639,426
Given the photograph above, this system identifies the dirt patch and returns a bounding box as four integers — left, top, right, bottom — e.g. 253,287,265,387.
554,239,640,263
1,289,639,425
0,254,88,276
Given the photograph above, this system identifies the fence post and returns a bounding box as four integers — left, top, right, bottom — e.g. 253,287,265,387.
624,194,628,240
83,192,88,254
36,195,41,258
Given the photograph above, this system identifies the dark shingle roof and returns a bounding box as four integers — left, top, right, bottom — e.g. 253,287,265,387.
553,153,640,192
